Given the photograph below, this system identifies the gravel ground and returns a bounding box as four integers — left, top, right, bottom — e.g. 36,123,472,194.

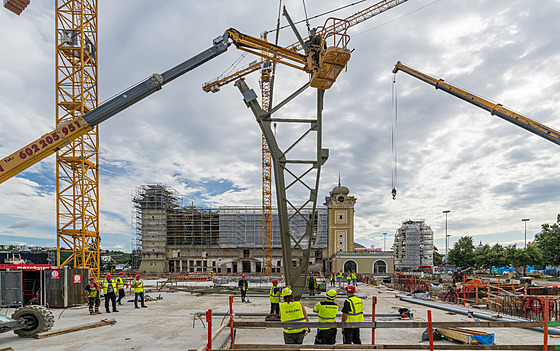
1,281,557,350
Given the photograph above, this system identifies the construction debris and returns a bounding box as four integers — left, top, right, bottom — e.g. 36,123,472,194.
437,327,495,345
3,0,30,15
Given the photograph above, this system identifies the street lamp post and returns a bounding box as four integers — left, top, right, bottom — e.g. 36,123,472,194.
522,218,530,249
383,232,387,252
443,210,450,265
522,218,530,276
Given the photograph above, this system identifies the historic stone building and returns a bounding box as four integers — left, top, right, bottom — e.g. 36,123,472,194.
134,183,394,276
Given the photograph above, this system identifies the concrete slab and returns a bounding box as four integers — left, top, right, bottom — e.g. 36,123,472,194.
1,283,557,349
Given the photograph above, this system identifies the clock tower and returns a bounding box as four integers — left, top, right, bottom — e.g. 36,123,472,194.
325,179,356,256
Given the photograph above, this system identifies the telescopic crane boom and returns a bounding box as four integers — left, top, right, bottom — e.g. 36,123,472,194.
1,33,232,183
392,61,560,146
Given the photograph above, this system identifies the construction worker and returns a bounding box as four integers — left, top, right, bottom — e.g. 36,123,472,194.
116,272,125,305
307,273,317,296
132,274,147,308
341,285,363,344
346,271,352,286
330,272,335,287
269,278,281,315
280,287,309,344
351,270,357,286
238,274,248,302
84,276,101,315
313,289,338,344
337,270,343,287
101,273,118,313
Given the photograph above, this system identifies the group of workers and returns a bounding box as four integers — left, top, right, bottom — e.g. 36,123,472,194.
268,278,364,345
84,272,147,315
331,270,357,287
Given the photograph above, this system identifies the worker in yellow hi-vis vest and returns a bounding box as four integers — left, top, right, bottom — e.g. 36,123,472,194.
313,289,338,344
280,287,309,344
132,274,147,308
269,279,281,315
341,285,363,344
238,274,248,302
116,272,125,305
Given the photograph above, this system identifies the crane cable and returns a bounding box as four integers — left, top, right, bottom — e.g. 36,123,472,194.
391,74,398,200
302,0,312,35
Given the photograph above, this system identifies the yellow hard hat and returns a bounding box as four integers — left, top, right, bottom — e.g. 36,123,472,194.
282,287,293,297
326,289,337,300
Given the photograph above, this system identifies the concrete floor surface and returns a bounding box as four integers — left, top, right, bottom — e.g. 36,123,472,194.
1,282,557,350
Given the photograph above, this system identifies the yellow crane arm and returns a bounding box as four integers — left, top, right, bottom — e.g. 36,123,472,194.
204,0,411,93
0,117,92,183
226,28,309,72
393,61,560,146
290,0,410,51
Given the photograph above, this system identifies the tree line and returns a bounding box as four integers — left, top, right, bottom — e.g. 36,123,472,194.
447,214,560,269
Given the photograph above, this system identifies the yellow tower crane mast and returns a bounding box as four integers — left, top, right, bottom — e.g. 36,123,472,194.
55,0,100,278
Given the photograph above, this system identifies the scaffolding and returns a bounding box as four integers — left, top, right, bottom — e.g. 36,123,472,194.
131,185,328,272
132,185,181,270
393,219,434,271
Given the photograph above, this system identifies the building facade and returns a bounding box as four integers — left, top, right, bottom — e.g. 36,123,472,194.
393,219,434,271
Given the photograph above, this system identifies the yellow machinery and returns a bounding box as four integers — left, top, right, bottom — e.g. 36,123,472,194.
393,61,560,145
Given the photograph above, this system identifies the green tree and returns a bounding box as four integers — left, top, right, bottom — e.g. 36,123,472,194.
524,244,544,268
448,236,475,268
503,244,521,268
474,244,491,269
534,214,560,266
433,246,443,265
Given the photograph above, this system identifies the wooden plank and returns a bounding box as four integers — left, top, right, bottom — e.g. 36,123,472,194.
196,319,231,351
0,348,14,351
437,327,492,344
233,320,542,329
34,318,116,339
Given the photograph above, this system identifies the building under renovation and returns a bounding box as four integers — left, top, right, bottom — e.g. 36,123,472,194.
393,219,434,271
132,185,328,274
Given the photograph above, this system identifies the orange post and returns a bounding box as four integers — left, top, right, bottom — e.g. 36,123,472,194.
229,295,235,348
463,275,466,306
498,277,501,315
544,296,549,351
427,310,434,351
206,309,213,351
372,296,377,345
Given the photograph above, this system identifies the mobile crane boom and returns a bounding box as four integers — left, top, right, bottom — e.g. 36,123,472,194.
0,33,230,184
392,61,560,146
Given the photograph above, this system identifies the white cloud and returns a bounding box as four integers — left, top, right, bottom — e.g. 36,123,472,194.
1,0,560,252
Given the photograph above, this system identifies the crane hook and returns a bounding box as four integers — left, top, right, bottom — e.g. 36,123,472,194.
391,188,397,200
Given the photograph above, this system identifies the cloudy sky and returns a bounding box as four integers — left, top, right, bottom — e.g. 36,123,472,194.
1,0,559,253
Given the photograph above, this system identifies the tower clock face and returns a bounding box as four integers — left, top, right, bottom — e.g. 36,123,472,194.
337,196,344,203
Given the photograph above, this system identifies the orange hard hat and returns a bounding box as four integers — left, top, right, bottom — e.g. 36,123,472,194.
106,273,112,278
136,274,141,279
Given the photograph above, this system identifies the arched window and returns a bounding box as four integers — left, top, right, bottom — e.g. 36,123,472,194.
373,260,387,273
343,260,357,273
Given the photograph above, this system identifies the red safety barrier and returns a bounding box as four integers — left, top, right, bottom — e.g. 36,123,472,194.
206,309,212,351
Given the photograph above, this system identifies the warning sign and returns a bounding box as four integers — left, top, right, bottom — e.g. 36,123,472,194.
51,270,59,279
74,275,81,283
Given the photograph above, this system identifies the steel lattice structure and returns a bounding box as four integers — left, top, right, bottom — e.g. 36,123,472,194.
55,0,100,279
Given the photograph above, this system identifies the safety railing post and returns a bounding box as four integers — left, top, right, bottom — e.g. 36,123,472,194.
427,310,434,351
544,296,549,351
371,296,377,345
206,309,212,351
229,295,235,348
